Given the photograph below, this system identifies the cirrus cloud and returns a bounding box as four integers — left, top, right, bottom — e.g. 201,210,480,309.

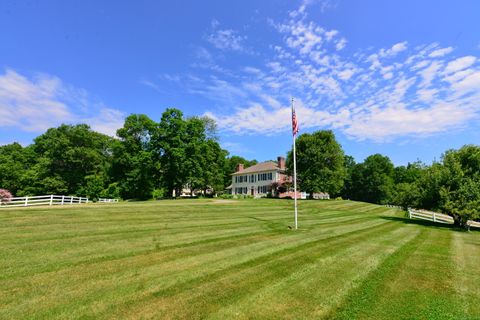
144,3,480,143
0,69,124,137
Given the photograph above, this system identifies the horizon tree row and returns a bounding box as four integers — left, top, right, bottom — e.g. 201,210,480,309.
0,112,478,228
284,130,479,229
0,108,253,200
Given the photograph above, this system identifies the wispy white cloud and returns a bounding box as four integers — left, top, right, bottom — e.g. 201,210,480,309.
429,47,453,58
336,38,347,51
451,70,480,96
221,141,253,154
0,69,124,136
85,108,125,137
148,3,480,142
384,42,408,56
343,103,476,141
205,20,246,52
418,61,442,87
444,56,476,74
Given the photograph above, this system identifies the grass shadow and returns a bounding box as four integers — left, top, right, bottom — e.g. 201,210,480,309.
380,215,479,233
380,215,455,230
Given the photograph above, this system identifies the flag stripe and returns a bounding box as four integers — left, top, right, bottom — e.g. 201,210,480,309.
292,108,299,136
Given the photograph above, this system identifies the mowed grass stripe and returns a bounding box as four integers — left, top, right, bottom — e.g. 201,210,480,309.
210,225,421,319
0,205,388,281
327,226,466,320
1,210,387,286
0,215,390,312
1,200,477,320
115,221,402,319
452,231,480,317
0,215,392,318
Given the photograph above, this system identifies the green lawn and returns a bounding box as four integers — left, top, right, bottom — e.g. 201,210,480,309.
0,199,479,319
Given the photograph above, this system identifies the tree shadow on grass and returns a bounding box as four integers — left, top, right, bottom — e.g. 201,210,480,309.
380,215,461,231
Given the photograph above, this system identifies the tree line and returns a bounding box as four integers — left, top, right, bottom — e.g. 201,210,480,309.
0,108,254,201
286,130,479,229
1,111,478,228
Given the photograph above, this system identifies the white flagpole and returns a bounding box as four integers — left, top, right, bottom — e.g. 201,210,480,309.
292,97,298,230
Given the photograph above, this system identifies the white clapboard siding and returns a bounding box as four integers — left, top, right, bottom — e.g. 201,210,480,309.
0,195,89,208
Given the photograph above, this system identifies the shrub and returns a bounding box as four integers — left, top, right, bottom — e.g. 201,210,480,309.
100,183,121,200
232,194,253,199
152,188,167,200
219,194,234,199
0,189,13,205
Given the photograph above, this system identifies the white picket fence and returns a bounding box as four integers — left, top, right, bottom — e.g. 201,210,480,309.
0,195,89,208
408,208,480,229
98,198,119,203
385,204,403,209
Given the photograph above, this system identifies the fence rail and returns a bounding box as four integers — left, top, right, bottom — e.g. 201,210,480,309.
408,208,480,229
0,195,89,208
98,198,119,203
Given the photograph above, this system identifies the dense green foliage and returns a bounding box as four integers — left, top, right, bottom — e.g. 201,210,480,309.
111,114,158,200
0,109,230,200
347,154,395,204
283,130,479,228
286,130,346,197
1,109,478,226
0,200,479,318
340,145,480,229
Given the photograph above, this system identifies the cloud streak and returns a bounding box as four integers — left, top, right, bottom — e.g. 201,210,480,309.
144,4,480,142
0,69,124,137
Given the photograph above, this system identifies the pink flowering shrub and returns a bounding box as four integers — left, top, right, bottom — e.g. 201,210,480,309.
0,189,12,205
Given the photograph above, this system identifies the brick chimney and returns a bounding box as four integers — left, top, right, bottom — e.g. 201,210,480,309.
236,163,244,172
277,156,286,170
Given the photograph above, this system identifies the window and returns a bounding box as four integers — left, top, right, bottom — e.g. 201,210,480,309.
235,187,249,194
237,175,249,183
257,185,269,194
257,172,273,181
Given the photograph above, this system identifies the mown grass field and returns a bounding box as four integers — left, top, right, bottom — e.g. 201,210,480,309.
0,199,479,319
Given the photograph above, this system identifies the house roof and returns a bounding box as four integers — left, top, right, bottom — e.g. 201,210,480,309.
232,161,284,175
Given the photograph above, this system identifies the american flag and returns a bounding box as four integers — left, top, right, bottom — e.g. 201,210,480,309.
292,106,299,136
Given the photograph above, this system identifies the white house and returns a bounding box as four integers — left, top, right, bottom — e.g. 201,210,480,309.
230,156,289,197
228,156,331,199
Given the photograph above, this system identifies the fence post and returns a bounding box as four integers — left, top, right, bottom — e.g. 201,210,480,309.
70,196,73,204
49,195,53,206
25,196,29,207
61,195,65,205
408,209,411,219
78,197,81,204
433,212,436,223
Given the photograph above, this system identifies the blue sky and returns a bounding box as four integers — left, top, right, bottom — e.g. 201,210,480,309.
1,0,479,165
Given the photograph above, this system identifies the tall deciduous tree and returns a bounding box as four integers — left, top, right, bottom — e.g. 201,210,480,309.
200,139,227,194
341,155,356,199
32,124,114,195
438,145,480,229
287,130,345,197
112,114,158,200
184,117,207,195
154,108,188,197
349,154,395,204
0,143,36,195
